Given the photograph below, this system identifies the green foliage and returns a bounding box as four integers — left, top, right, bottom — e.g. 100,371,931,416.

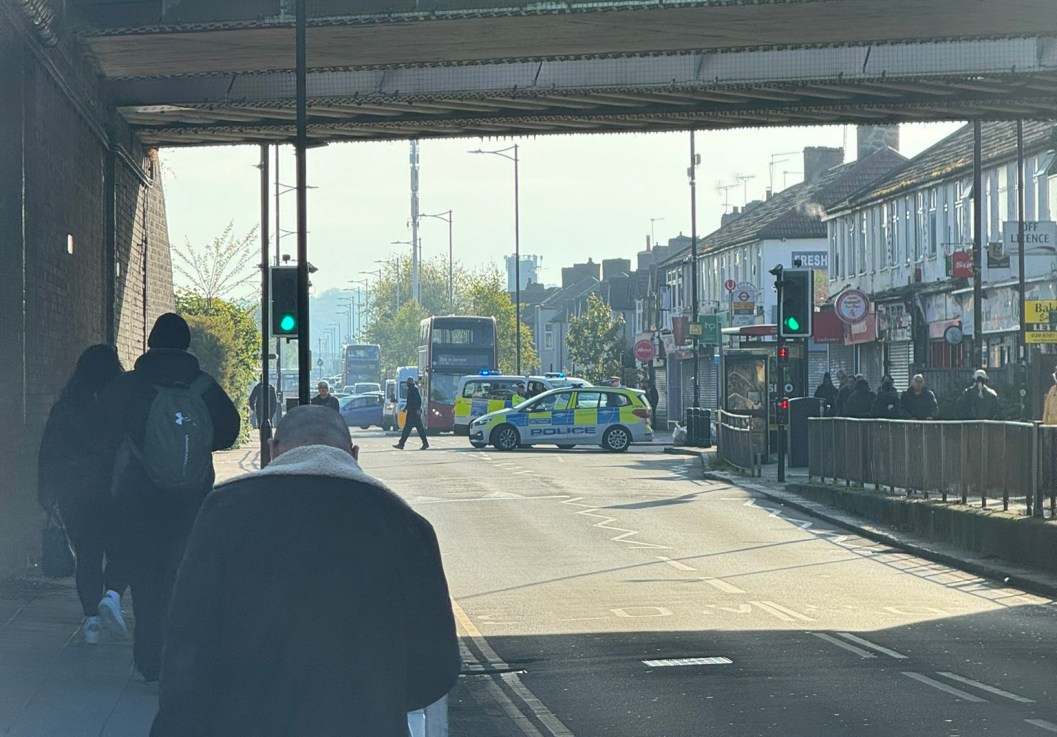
172,222,258,301
176,290,260,443
364,256,537,376
566,293,625,384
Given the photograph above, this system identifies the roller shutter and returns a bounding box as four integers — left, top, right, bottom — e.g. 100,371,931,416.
887,342,914,391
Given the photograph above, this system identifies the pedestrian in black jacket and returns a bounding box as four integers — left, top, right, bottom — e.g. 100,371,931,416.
900,374,938,420
834,373,856,416
814,372,838,416
872,376,901,419
394,377,429,450
38,344,127,644
959,369,1001,420
844,377,876,418
92,313,240,681
151,405,459,737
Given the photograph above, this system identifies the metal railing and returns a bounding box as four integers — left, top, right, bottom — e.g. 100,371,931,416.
717,410,761,476
809,418,1057,516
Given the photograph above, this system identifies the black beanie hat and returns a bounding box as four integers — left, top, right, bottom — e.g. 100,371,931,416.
148,313,191,350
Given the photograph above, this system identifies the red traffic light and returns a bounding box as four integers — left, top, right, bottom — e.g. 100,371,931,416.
777,346,790,360
779,398,789,411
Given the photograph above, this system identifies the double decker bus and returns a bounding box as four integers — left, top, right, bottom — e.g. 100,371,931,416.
342,344,382,389
418,316,498,432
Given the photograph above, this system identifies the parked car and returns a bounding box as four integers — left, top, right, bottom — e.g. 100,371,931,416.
338,392,384,429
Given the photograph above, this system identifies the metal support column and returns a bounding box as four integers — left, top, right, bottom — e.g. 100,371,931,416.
259,145,273,465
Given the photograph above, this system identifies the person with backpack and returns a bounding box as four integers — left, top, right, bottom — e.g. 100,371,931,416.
92,313,240,681
38,345,128,644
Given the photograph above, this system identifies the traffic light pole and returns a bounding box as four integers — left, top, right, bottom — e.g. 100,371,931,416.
772,265,786,483
259,145,272,466
294,0,310,405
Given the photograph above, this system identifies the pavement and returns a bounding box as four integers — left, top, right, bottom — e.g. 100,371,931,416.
669,444,1057,601
3,432,1055,736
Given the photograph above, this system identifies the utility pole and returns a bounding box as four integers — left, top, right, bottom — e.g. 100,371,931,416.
294,0,310,405
258,144,272,466
410,141,421,302
972,121,984,370
771,264,786,483
689,131,700,407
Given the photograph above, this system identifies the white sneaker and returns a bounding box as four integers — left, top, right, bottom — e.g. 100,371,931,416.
83,616,101,644
97,590,129,638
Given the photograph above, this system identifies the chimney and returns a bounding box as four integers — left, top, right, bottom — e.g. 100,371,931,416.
857,124,900,159
803,146,844,183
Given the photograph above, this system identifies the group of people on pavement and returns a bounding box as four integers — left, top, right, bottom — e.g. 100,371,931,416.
39,313,459,735
815,370,941,420
815,367,1019,421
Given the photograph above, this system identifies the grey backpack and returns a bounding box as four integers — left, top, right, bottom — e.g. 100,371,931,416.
135,374,215,493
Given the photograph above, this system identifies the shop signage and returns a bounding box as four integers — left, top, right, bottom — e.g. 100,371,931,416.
944,325,963,345
1001,221,1057,254
1026,300,1057,344
986,241,1009,269
949,251,974,279
835,289,871,325
699,314,728,345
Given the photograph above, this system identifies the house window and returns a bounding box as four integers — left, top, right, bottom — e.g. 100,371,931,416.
927,190,938,258
544,327,554,350
881,203,893,268
830,226,839,279
954,181,966,246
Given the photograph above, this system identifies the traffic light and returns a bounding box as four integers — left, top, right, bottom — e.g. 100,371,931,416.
777,345,790,365
779,269,813,339
776,397,790,425
270,266,300,336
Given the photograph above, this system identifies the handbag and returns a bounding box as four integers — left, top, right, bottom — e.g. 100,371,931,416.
41,509,75,578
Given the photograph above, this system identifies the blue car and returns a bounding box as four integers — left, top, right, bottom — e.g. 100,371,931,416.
339,393,384,430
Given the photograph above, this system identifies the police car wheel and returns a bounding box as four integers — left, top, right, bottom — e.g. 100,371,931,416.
359,425,370,430
556,444,575,450
602,426,631,452
492,425,520,451
470,441,487,449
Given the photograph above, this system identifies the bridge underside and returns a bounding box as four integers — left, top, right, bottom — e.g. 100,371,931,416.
62,0,1057,145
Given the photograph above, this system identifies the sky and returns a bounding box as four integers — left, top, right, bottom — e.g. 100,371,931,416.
160,122,964,297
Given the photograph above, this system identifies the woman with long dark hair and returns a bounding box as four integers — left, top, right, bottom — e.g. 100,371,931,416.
38,344,128,644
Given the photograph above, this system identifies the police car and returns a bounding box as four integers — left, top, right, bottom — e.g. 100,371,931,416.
453,372,590,436
468,386,653,452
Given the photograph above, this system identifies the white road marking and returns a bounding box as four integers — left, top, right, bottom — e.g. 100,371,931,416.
701,577,746,594
752,601,814,622
657,556,696,572
743,499,757,508
901,672,987,702
612,606,673,618
811,632,877,658
575,508,669,550
643,657,732,667
836,633,907,659
794,520,814,530
937,672,1035,703
1026,719,1057,732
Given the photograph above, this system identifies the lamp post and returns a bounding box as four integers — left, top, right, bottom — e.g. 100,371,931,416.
421,210,454,311
688,131,701,408
469,144,521,374
350,279,370,339
391,241,414,306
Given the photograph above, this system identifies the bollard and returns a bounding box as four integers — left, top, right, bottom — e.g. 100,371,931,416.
700,409,712,448
685,408,696,446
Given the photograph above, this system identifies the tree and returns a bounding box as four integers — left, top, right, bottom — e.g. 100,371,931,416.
176,290,260,442
463,268,539,374
566,293,625,384
172,221,258,301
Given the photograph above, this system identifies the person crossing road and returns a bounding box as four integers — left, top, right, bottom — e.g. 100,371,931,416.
393,377,429,450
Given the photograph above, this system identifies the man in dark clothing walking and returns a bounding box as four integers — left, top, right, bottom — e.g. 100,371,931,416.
249,381,277,428
814,372,838,416
872,375,901,419
93,313,240,681
644,381,660,428
151,406,459,737
394,377,429,450
844,376,876,418
834,372,856,416
900,374,938,420
310,380,340,411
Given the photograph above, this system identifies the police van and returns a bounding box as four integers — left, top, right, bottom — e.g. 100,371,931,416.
453,372,590,436
468,386,653,451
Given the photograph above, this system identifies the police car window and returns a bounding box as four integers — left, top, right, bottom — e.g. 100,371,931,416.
574,392,603,409
603,392,631,407
462,381,480,399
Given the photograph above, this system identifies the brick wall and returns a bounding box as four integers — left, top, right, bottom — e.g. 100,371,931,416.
0,9,174,576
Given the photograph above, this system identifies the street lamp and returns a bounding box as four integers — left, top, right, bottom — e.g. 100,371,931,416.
469,144,521,374
421,210,454,312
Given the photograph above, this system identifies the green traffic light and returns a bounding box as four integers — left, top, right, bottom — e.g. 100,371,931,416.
784,316,800,332
279,313,297,332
